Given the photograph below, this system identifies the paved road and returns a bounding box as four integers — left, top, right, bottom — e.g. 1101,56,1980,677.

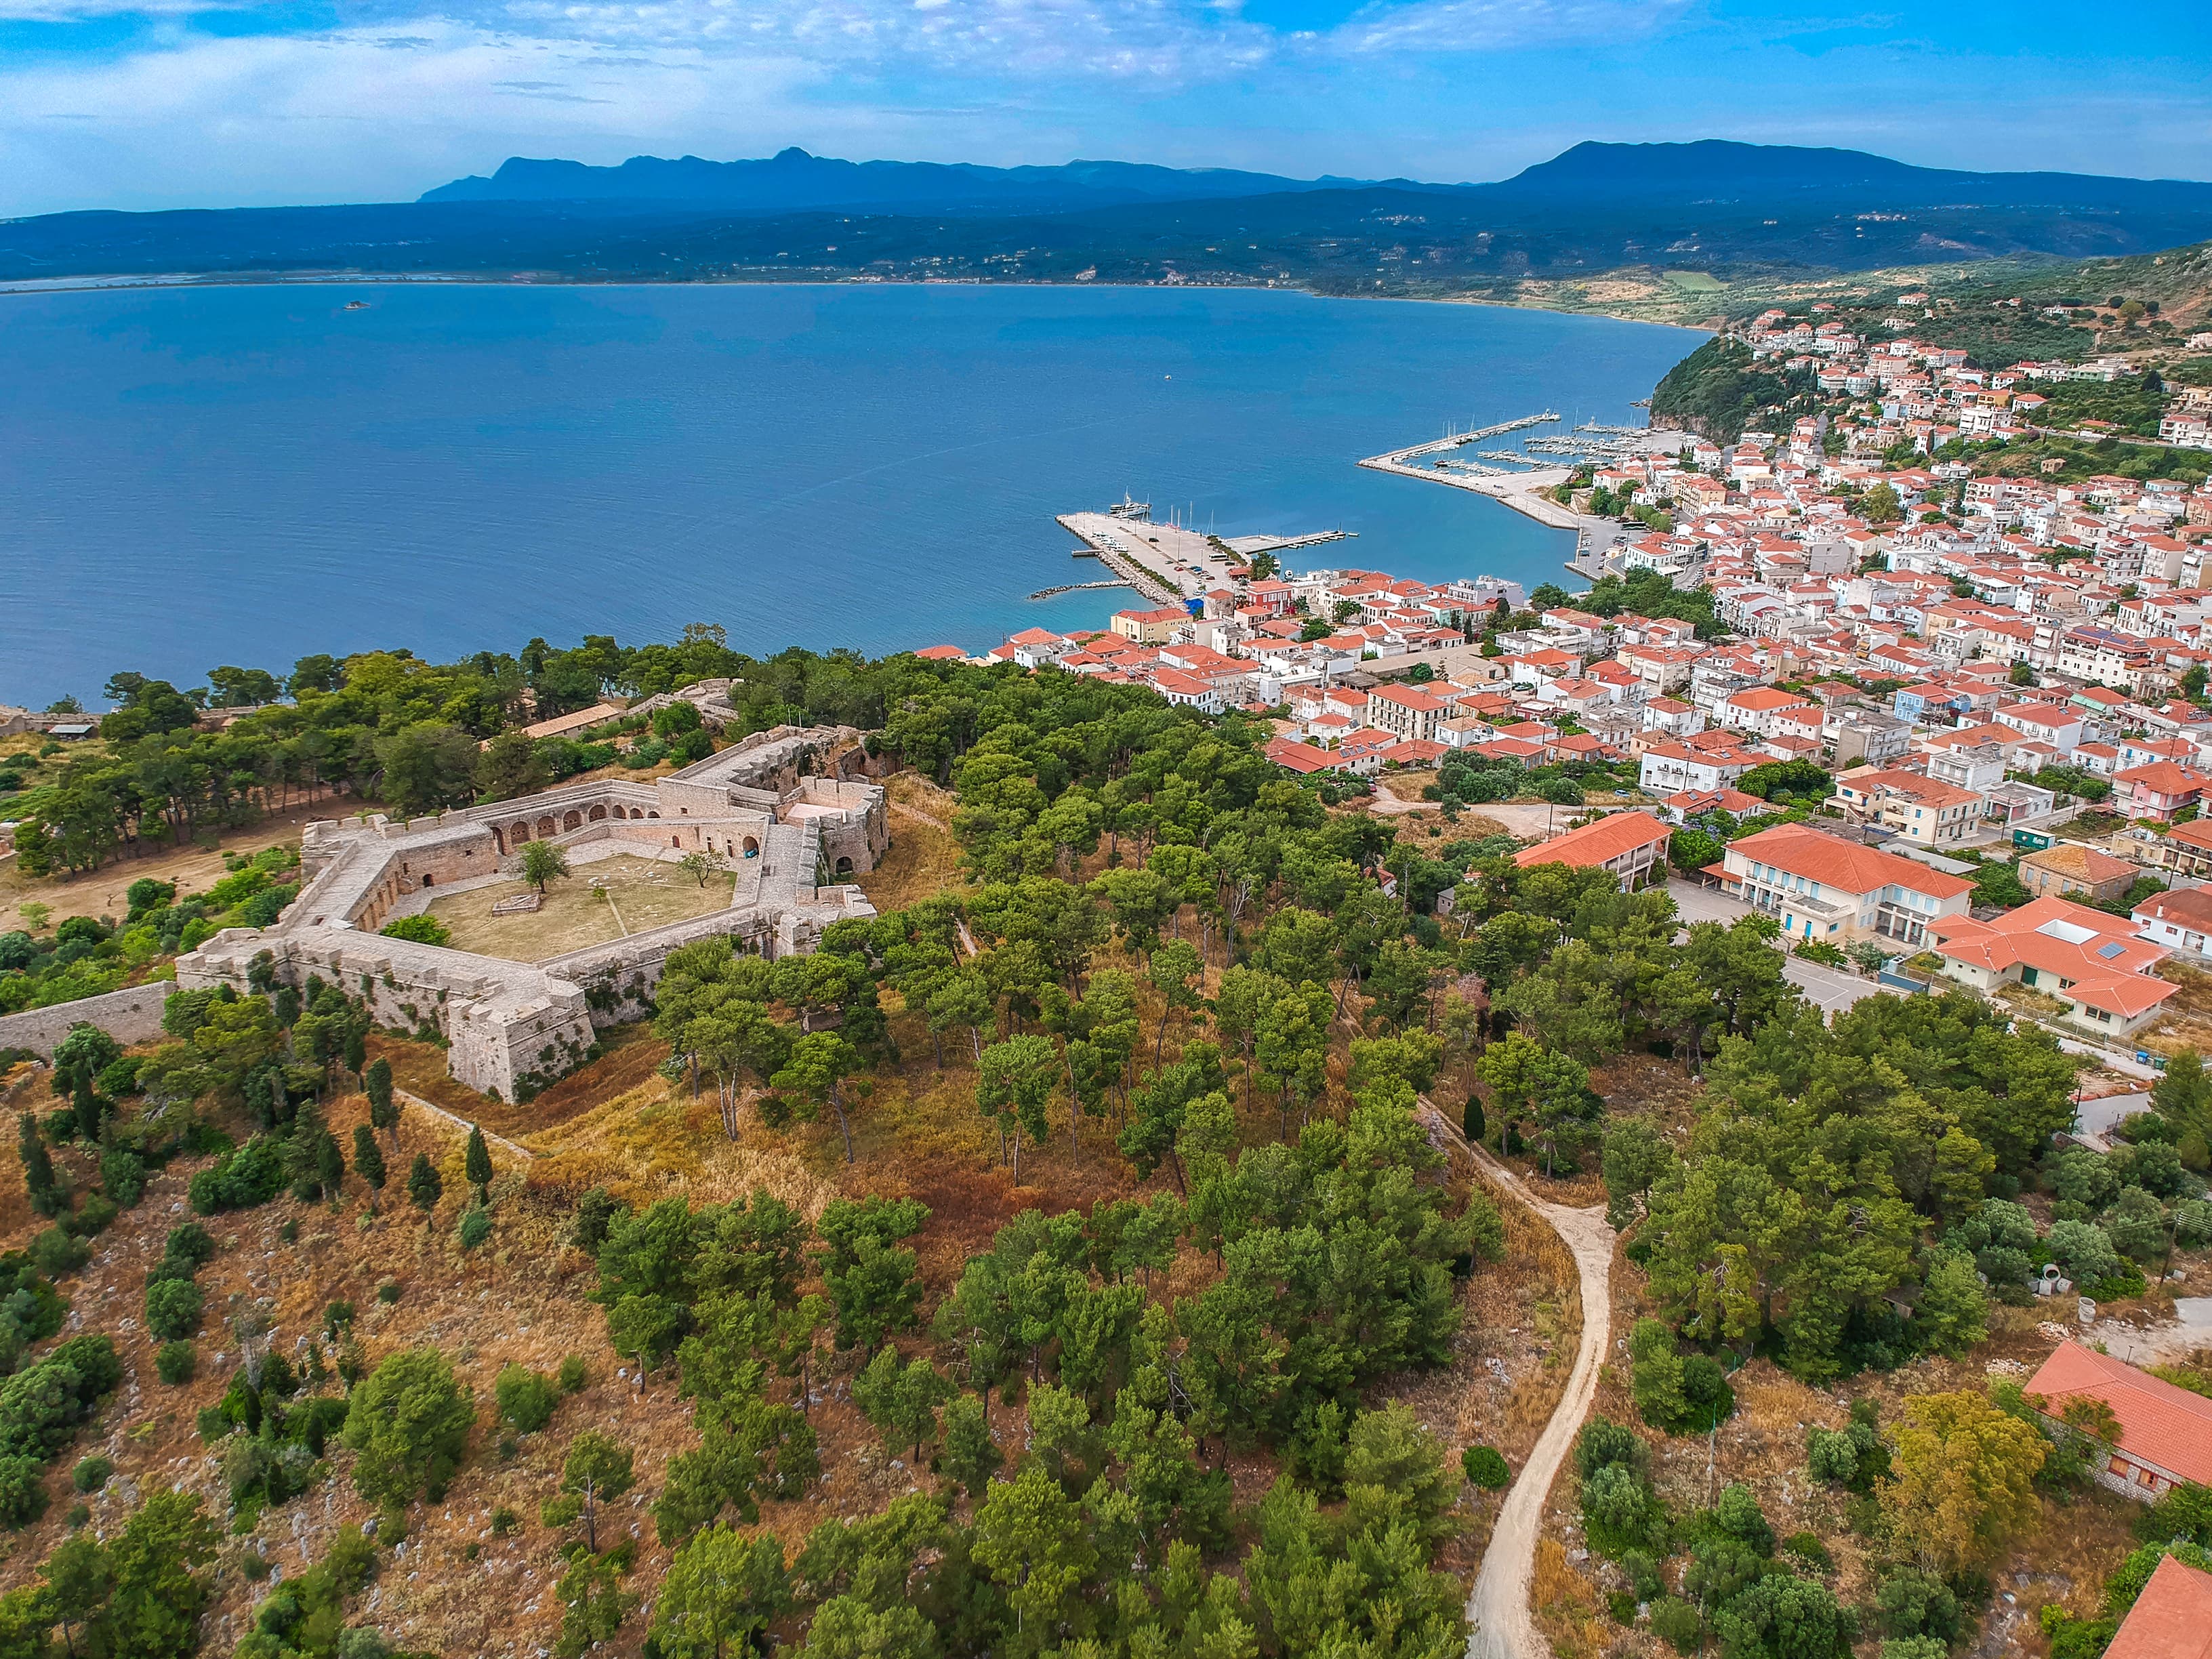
1460,1144,1614,1659
1662,879,1890,1020
2071,1090,2150,1151
1783,956,1887,1019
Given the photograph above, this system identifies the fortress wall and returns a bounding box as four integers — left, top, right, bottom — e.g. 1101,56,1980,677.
0,983,174,1059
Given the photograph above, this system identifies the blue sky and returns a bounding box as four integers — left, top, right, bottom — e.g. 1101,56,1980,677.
3,0,2209,216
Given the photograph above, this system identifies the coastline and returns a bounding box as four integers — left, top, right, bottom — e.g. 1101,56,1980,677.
0,266,1724,338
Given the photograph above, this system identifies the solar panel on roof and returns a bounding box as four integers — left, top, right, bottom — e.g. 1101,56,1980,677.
2098,942,2128,960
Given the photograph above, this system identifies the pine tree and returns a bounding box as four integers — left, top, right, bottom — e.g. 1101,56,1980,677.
353,1126,387,1202
407,1153,442,1213
464,1124,493,1207
18,1113,60,1218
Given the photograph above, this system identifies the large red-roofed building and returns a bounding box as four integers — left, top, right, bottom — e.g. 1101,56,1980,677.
1716,823,1973,947
1513,811,1672,892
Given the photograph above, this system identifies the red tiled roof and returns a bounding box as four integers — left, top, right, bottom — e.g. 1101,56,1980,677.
912,644,968,661
1727,687,1811,712
2120,762,2212,796
1933,895,2176,1017
1263,737,1338,775
1380,739,1448,766
2027,1342,2212,1489
1730,823,1975,899
2138,888,2212,931
1371,684,1452,712
1513,811,1672,870
2108,1553,2212,1659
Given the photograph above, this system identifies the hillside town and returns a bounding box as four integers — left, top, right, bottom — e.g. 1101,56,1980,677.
926,318,2212,1059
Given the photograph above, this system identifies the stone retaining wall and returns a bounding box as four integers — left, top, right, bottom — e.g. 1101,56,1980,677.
0,983,173,1058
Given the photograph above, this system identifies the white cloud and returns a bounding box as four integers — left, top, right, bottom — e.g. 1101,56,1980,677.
1331,0,1691,54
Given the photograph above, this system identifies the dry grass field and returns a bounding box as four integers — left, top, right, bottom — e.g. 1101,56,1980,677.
425,855,735,960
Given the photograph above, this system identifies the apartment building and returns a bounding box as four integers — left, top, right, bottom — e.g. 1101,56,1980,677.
1717,823,1974,946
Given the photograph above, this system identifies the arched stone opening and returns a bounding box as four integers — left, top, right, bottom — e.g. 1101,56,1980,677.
562,810,583,832
588,804,607,822
741,836,760,858
834,855,855,876
537,816,556,838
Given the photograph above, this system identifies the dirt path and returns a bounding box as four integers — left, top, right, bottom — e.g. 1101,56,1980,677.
1461,1145,1615,1659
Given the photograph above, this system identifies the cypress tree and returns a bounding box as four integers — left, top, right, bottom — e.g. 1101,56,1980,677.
352,1126,386,1201
464,1125,493,1208
1463,1094,1486,1145
18,1113,59,1218
72,1074,102,1143
242,1069,277,1132
365,1060,398,1139
342,1027,367,1080
316,1130,346,1195
407,1153,442,1213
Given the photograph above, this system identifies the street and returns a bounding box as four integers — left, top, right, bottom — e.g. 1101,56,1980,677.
1662,878,1891,1019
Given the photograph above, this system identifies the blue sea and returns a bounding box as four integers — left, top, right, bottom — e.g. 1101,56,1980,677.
0,282,1700,707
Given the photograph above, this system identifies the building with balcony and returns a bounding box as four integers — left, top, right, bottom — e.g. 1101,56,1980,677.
1513,811,1673,892
1716,823,1974,946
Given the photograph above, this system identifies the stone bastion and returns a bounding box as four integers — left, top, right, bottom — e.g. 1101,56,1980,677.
176,726,888,1102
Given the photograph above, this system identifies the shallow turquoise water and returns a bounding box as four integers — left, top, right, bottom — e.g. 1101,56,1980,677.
0,281,1700,705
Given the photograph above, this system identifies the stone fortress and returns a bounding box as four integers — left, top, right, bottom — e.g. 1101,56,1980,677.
177,723,889,1102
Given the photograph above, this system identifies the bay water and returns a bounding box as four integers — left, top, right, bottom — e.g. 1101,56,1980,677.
0,281,1699,706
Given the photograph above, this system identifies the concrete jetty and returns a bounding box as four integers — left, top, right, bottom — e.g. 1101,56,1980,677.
1057,506,1349,603
1357,411,1559,468
1027,577,1134,601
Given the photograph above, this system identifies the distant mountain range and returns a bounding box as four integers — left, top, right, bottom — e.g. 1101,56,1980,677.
7,140,2212,292
417,146,1392,216
414,140,2212,220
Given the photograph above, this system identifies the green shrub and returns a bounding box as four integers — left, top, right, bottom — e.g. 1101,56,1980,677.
557,1355,588,1395
379,914,451,947
66,1193,117,1239
1650,1597,1703,1654
144,1275,205,1342
163,1221,217,1271
0,1336,123,1525
1576,1417,1648,1479
156,1341,197,1385
495,1365,557,1435
70,1454,112,1492
375,1280,401,1305
188,1136,286,1214
28,1227,88,1279
99,1149,148,1207
1461,1444,1511,1490
457,1208,493,1251
1782,1531,1834,1572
